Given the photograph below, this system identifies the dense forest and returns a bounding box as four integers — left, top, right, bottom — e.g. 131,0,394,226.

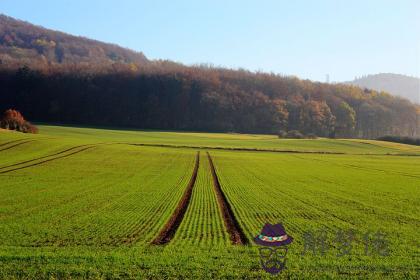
1,63,419,138
0,14,419,138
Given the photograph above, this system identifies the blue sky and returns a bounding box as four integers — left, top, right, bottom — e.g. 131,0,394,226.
1,0,419,82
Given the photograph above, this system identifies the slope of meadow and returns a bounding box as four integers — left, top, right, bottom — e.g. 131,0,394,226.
0,125,419,279
22,125,420,155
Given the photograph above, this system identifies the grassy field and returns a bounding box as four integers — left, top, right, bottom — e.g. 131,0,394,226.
0,125,419,279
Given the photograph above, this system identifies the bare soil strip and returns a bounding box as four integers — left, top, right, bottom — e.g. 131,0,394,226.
125,143,420,156
0,146,95,174
124,142,345,155
206,152,248,245
0,140,35,152
151,151,200,245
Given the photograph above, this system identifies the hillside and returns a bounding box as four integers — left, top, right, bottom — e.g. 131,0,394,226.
0,14,148,69
0,14,419,138
0,125,419,278
347,73,420,104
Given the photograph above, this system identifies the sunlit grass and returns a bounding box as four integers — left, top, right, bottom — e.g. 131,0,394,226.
0,125,418,279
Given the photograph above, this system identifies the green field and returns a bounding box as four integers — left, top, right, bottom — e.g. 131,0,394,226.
0,125,419,279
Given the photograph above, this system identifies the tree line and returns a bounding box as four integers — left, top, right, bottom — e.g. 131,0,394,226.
0,63,418,138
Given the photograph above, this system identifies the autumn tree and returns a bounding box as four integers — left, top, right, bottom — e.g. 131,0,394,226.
272,99,289,131
0,63,418,138
334,101,356,137
300,100,335,137
0,109,38,133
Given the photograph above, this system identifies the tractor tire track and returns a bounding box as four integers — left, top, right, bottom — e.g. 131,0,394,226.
207,152,248,245
0,140,36,152
0,139,30,148
292,155,420,179
0,144,94,171
0,145,96,174
151,151,200,245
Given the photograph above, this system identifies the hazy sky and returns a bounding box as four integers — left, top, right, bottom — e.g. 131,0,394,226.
1,0,419,82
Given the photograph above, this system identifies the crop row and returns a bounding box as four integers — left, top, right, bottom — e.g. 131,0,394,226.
2,139,418,258
0,145,195,247
171,152,228,246
152,152,200,245
210,151,419,260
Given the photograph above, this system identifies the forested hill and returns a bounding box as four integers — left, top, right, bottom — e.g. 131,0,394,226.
0,14,148,69
347,73,420,105
0,15,419,138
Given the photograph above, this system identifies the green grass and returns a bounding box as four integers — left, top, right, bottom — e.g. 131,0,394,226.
171,153,228,246
0,144,194,246
0,125,419,279
212,151,419,277
23,125,420,155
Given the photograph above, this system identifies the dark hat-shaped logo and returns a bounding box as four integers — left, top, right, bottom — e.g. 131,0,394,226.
254,223,293,247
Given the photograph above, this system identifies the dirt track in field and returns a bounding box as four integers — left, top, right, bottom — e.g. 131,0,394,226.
0,145,95,174
0,140,35,152
151,151,200,245
206,152,248,245
124,142,346,155
0,139,29,148
124,142,420,156
0,144,96,171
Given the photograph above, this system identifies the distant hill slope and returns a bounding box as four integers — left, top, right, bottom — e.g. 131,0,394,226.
0,14,148,69
346,73,420,104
